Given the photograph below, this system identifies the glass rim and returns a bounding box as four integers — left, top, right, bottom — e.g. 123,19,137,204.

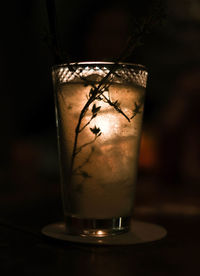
52,61,148,72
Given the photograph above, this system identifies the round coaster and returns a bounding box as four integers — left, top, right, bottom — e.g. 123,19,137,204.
41,220,167,245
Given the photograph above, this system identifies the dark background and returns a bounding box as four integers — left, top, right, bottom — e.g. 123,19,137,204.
0,0,200,275
0,0,200,240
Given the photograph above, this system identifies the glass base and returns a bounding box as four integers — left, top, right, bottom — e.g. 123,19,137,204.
41,220,167,245
64,216,131,237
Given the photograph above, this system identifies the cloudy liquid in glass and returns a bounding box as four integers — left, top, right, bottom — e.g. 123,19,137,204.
55,82,145,219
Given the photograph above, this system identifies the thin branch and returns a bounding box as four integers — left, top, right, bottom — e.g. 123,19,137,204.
79,118,93,133
73,147,95,175
101,94,130,122
57,1,165,183
75,136,98,156
130,102,142,119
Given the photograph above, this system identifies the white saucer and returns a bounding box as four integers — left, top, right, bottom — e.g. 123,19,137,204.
42,220,167,245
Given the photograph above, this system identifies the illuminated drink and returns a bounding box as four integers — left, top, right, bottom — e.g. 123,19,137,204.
52,62,148,237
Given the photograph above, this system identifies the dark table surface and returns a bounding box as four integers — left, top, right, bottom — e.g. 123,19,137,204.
0,174,200,276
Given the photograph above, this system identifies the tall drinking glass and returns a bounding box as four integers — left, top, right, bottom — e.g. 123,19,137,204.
52,62,148,237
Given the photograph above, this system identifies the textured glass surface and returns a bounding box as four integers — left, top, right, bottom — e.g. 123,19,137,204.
53,62,148,88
